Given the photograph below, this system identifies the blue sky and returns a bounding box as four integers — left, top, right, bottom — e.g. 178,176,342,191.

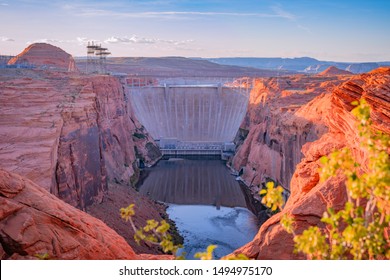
0,0,389,61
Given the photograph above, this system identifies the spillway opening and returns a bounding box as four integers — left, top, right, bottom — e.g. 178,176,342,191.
137,158,259,259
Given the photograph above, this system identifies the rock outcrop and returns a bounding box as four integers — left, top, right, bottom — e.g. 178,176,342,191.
233,67,390,259
0,169,173,260
7,43,78,72
0,69,160,210
318,66,352,76
0,169,138,259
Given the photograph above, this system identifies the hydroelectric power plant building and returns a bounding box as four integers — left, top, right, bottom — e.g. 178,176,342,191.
126,77,252,158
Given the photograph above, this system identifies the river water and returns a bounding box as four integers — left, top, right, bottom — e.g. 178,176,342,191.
138,158,258,259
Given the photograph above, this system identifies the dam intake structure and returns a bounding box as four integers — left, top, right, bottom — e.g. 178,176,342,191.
126,77,252,158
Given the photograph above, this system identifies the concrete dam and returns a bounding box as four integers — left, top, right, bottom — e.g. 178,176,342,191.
127,77,251,156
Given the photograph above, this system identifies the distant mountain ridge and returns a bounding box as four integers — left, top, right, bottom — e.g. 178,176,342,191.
76,56,290,77
205,57,390,74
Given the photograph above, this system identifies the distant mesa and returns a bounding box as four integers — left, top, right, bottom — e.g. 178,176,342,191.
7,43,78,72
318,66,353,76
207,57,390,74
368,66,390,75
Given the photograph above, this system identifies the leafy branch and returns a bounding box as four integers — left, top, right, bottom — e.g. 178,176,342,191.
120,204,183,258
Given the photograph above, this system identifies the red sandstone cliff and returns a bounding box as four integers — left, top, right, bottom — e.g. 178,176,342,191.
0,169,137,259
0,169,172,260
0,69,160,210
233,67,390,259
7,43,78,72
232,74,348,192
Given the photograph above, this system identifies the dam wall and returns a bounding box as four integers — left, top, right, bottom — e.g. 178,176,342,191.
127,83,250,144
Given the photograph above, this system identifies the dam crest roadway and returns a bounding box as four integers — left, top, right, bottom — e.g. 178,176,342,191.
126,77,252,158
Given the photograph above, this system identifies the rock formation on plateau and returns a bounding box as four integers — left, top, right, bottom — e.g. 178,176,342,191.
7,43,78,72
233,67,390,259
318,66,353,76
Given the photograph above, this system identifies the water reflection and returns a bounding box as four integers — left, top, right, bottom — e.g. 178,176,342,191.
139,158,247,208
167,205,258,259
137,158,258,259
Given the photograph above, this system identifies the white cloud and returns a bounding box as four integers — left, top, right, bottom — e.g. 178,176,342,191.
105,36,156,44
162,39,194,46
76,37,101,45
271,5,296,20
269,5,312,35
139,11,284,17
0,36,14,42
104,35,193,46
297,24,311,34
26,38,71,45
26,37,102,46
61,4,75,10
76,9,297,20
0,3,8,6
76,37,89,44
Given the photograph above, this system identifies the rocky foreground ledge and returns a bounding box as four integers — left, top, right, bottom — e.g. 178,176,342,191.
0,169,172,260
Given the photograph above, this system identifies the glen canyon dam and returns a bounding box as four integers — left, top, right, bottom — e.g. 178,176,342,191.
127,78,251,156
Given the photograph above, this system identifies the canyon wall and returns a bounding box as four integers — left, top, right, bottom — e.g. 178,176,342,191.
0,69,161,210
54,74,162,209
234,67,390,259
232,74,348,191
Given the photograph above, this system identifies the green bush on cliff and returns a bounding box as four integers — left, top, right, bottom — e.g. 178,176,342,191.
259,181,285,212
120,204,183,257
261,99,390,259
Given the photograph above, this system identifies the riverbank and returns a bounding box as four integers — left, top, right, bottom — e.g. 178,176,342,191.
226,164,270,226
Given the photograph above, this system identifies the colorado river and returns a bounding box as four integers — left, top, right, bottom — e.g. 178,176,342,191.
138,158,258,259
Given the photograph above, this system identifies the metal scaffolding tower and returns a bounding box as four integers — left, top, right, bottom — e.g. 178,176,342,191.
86,42,110,74
95,46,111,74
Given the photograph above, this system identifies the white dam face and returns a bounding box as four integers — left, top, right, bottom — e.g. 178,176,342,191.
128,82,249,143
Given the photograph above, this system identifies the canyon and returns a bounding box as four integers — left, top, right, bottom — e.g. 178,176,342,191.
232,67,390,259
0,43,389,259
